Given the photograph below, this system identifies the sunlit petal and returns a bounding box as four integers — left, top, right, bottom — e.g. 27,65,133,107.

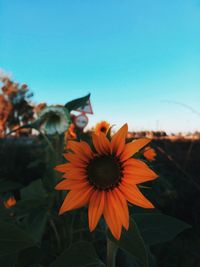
88,191,105,231
59,186,93,215
111,124,128,156
103,192,122,240
120,138,151,161
119,181,154,208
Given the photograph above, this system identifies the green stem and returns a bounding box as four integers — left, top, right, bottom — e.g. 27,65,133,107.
39,130,56,155
107,238,118,267
49,218,62,253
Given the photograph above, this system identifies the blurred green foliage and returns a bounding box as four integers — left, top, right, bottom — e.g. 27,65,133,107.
0,135,195,267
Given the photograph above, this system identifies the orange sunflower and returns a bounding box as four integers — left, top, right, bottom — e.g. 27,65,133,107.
143,146,157,161
4,196,16,209
95,121,110,135
55,124,158,240
66,123,77,140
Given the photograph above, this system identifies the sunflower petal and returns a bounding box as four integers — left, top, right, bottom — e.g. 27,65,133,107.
92,132,111,154
54,163,71,173
120,138,151,161
64,153,88,167
55,179,89,190
88,191,105,231
55,162,82,173
119,181,154,208
62,169,87,180
67,141,83,153
103,192,122,240
112,188,129,230
92,133,104,154
111,124,128,156
67,142,88,162
80,141,94,158
59,186,93,215
67,141,93,161
143,146,156,161
123,158,158,184
99,132,111,154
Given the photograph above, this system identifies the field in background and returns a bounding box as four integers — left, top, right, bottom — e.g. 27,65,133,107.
0,134,200,266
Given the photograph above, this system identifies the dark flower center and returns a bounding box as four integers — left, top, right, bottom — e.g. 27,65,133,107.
48,113,61,124
87,155,122,191
100,126,107,133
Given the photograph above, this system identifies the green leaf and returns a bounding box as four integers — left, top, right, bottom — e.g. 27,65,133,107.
29,265,44,267
65,93,91,112
108,218,148,267
20,180,47,200
134,213,191,246
0,179,22,192
23,207,48,243
0,222,36,256
14,198,47,216
13,196,49,244
0,254,17,267
16,247,43,267
50,241,105,267
27,159,44,169
119,246,157,267
43,165,58,193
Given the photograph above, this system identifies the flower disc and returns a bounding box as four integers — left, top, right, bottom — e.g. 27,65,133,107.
87,156,121,190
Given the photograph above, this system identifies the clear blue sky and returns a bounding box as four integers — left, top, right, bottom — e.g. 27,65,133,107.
1,0,200,133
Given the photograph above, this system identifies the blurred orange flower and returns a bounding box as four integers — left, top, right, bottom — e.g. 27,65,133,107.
143,146,157,161
66,123,77,140
4,196,16,209
0,95,13,137
55,124,158,240
2,79,18,96
34,102,47,114
95,121,110,135
0,76,34,136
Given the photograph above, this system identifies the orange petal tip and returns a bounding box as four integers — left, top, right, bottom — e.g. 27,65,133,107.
58,209,65,215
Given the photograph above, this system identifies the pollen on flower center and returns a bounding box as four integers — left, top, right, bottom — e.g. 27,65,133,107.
87,155,122,191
